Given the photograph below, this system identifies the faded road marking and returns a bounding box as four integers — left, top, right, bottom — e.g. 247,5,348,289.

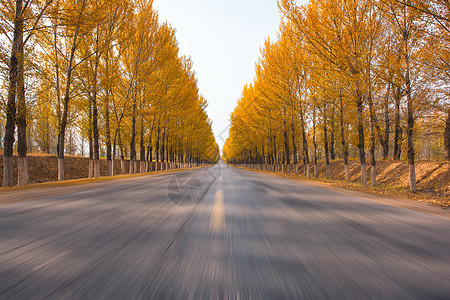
210,189,225,232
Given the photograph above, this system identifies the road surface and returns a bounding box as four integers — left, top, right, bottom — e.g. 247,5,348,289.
0,161,449,299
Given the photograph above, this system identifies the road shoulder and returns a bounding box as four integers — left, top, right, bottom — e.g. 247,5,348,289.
0,167,205,206
236,166,450,220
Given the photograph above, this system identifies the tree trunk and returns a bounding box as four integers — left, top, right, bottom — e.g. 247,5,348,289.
146,119,154,172
156,123,160,163
103,51,112,176
383,83,390,159
88,101,93,178
105,100,112,176
313,106,318,177
140,116,145,173
147,147,153,172
148,145,153,172
88,138,93,178
16,0,27,186
356,91,367,186
323,102,330,179
405,63,416,192
283,119,290,165
92,90,100,178
444,108,450,160
112,137,116,177
129,99,136,175
121,156,125,175
339,90,349,181
92,34,101,179
57,9,82,181
368,91,376,186
372,83,391,161
3,0,21,187
299,103,310,178
161,127,166,165
271,135,275,172
161,136,167,167
330,108,335,160
393,86,403,160
118,130,125,175
112,122,124,177
53,16,62,156
291,119,298,174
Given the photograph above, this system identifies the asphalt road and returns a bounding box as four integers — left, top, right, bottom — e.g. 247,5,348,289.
0,161,449,299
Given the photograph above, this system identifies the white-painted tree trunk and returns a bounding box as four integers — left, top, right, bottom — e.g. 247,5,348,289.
129,160,134,174
306,164,310,179
94,159,100,178
88,159,94,178
17,157,28,186
107,159,112,177
3,156,14,187
120,159,125,175
326,164,331,179
409,164,417,192
18,157,28,186
361,164,367,186
58,158,64,181
371,165,376,186
344,164,349,181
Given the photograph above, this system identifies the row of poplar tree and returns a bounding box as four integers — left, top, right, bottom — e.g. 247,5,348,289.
223,0,450,192
0,0,219,187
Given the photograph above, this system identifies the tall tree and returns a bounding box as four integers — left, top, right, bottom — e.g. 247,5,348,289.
2,0,53,187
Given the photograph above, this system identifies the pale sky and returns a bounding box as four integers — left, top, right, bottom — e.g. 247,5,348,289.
153,0,284,150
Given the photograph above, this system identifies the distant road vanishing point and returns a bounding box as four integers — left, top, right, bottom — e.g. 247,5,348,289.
0,161,449,299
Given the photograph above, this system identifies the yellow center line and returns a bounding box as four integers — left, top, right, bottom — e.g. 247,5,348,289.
210,189,225,232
